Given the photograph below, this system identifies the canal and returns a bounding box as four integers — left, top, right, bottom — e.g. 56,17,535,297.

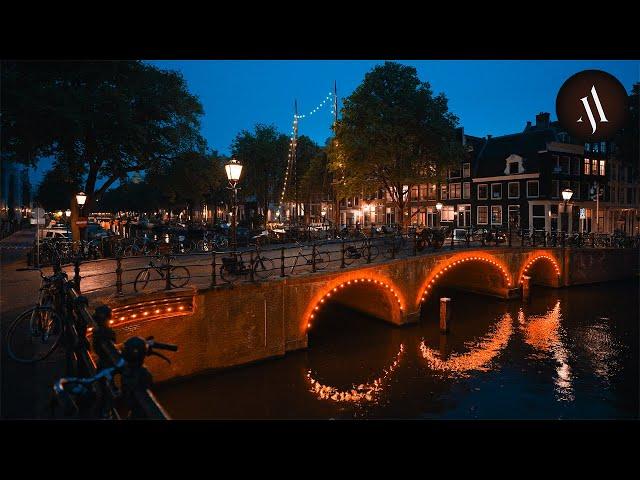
155,280,639,419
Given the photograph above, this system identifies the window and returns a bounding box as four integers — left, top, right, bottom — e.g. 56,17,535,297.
449,168,461,179
440,185,448,200
463,182,471,199
552,154,560,172
532,204,546,230
592,158,598,173
593,142,599,153
477,184,488,200
463,163,471,178
410,186,419,200
600,142,607,153
419,185,428,200
449,183,461,199
584,158,591,175
561,180,570,193
491,183,502,200
441,205,454,221
428,183,436,199
584,143,591,152
560,156,570,174
599,160,606,176
508,205,520,228
572,157,580,175
491,205,502,225
527,180,539,198
477,206,488,224
552,180,559,199
508,182,520,199
509,162,519,174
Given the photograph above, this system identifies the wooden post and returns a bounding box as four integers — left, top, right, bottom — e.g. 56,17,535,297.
439,297,451,334
522,275,531,303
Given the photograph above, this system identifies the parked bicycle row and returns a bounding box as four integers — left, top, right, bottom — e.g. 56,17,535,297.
5,262,176,419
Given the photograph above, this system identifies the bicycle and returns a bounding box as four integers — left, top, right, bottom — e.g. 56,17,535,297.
343,237,378,265
123,237,158,257
381,232,406,259
290,241,331,273
6,267,68,363
197,231,229,252
219,246,275,283
52,335,177,419
133,255,190,292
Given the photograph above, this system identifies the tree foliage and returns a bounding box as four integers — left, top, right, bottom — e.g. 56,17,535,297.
1,61,205,212
328,61,464,225
35,162,83,211
231,124,289,228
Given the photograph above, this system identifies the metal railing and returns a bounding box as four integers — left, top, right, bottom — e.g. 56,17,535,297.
30,226,638,300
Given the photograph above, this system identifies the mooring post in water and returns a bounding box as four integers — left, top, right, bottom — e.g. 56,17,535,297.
439,297,451,334
522,275,531,303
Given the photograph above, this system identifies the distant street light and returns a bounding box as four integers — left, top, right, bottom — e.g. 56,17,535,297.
65,209,71,237
76,192,87,208
225,159,243,250
562,188,573,235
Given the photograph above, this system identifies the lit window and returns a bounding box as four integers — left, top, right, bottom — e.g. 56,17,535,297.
463,182,471,199
477,184,488,200
440,185,448,200
584,158,591,175
477,206,488,225
527,180,539,198
428,184,436,199
449,183,461,199
441,205,454,221
491,205,502,225
592,158,598,173
599,160,606,176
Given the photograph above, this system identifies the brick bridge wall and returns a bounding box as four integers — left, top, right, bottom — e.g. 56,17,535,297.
101,247,638,383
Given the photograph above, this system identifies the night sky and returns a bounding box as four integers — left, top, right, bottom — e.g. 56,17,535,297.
28,60,639,188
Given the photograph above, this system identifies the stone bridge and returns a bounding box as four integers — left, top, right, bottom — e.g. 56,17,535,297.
100,247,638,383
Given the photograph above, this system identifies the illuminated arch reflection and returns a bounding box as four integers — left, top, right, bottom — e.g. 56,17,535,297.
306,344,405,404
419,314,513,377
520,301,573,401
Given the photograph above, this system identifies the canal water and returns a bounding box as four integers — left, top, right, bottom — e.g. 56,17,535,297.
155,280,639,419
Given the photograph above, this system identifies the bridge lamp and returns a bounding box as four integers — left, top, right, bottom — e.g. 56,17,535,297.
561,188,573,235
561,188,573,203
435,202,443,211
225,158,243,251
76,191,87,207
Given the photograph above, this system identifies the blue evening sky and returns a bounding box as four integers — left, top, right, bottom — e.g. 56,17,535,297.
28,60,639,188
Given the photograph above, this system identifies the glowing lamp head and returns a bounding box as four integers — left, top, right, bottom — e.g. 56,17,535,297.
65,209,71,218
561,188,573,202
225,158,243,183
435,202,443,211
75,192,87,206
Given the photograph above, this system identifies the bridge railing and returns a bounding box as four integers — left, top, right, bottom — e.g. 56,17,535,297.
20,228,640,300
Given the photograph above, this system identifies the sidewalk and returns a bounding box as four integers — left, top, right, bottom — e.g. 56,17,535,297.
0,227,35,266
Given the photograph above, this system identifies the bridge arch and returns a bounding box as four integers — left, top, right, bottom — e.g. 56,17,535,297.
416,252,513,306
304,274,406,332
518,253,561,287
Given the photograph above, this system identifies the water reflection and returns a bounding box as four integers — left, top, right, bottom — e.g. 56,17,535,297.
419,314,513,377
520,301,573,401
307,344,404,404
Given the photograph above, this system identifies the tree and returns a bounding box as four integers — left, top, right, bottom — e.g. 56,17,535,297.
328,61,464,226
35,163,83,211
231,124,289,228
2,61,205,218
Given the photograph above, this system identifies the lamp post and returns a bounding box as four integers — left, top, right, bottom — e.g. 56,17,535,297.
435,202,443,228
561,188,573,235
75,191,87,241
225,158,243,251
65,209,71,238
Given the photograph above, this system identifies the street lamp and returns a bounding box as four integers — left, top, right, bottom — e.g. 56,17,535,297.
561,188,573,235
435,202,443,228
65,209,71,238
76,191,88,241
225,158,243,250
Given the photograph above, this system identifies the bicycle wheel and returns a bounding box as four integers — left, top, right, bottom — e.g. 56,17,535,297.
366,245,379,261
134,269,151,292
197,240,208,252
253,257,275,279
343,244,360,266
170,266,190,288
219,263,240,283
6,306,63,363
314,251,331,270
145,243,159,256
123,245,135,257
